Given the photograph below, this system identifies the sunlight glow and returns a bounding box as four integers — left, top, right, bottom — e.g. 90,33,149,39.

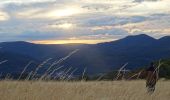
31,39,116,44
47,7,83,18
16,6,86,19
0,11,9,21
56,23,74,29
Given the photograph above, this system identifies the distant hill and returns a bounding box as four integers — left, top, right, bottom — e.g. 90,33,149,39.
0,34,170,75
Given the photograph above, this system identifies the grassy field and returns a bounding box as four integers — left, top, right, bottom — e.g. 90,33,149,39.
0,80,169,100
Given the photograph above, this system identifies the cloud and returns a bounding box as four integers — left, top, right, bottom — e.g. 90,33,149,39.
116,13,170,38
0,0,170,43
134,0,161,3
15,5,87,20
0,0,56,5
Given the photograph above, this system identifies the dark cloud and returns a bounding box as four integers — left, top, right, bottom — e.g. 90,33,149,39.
17,31,65,41
81,16,147,27
93,28,128,35
82,4,113,11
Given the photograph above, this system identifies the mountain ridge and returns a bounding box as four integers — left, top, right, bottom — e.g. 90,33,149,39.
0,34,170,75
0,34,159,45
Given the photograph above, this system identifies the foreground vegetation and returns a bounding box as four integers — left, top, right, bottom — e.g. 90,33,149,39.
0,80,169,100
0,51,170,100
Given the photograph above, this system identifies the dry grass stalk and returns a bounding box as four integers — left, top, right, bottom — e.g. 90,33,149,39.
25,71,33,81
129,69,144,80
0,60,8,65
41,49,79,80
18,61,33,80
31,58,52,79
46,49,79,73
82,67,87,80
96,74,105,81
60,67,73,81
46,66,64,80
115,63,128,80
65,68,78,81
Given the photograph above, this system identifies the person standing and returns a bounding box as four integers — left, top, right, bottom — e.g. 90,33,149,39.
146,62,158,93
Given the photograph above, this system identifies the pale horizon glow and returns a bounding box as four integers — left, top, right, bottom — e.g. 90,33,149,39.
31,39,117,44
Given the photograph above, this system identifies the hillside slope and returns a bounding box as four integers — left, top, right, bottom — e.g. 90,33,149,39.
0,34,170,75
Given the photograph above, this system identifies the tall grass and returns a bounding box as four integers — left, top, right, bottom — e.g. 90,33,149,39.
0,80,169,100
0,49,168,100
15,49,79,81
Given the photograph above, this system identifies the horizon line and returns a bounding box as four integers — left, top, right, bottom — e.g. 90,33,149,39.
0,34,168,45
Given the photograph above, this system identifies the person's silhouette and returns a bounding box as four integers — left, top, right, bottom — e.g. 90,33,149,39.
146,62,158,93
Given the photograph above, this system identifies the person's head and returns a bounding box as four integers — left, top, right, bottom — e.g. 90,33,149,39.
150,62,154,67
150,62,155,67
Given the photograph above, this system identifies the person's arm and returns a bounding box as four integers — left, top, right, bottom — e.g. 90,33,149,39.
141,69,147,79
155,68,159,81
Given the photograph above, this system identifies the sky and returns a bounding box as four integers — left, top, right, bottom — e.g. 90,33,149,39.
0,0,170,44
